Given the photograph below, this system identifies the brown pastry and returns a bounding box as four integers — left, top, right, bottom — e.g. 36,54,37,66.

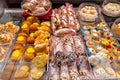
12,43,24,51
18,32,28,38
29,23,39,32
24,46,35,61
14,70,29,80
41,21,50,27
27,36,35,44
21,23,29,33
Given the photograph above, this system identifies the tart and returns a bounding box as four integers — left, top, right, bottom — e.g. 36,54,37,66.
86,41,94,47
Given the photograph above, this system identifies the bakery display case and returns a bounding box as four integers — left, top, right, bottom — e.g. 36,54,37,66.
0,0,120,80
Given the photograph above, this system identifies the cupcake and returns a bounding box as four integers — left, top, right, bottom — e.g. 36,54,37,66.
86,41,94,47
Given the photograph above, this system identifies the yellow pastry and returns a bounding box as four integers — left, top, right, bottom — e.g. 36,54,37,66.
32,53,48,69
100,38,109,46
16,36,26,44
30,67,45,80
11,50,22,61
41,21,50,27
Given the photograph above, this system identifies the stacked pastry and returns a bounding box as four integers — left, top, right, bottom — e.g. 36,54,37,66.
51,3,80,36
48,36,94,80
10,16,50,80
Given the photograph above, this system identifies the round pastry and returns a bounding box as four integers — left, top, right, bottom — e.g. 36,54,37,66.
20,65,30,72
86,41,94,47
97,30,105,38
97,22,106,29
104,31,112,37
27,36,35,44
38,25,50,32
103,26,109,32
41,21,50,27
93,36,100,44
32,54,48,68
21,23,29,33
100,38,109,46
24,46,35,61
18,32,28,38
96,45,103,52
12,43,24,52
30,67,45,80
11,50,22,61
26,16,35,23
102,2,120,17
88,48,96,55
84,36,91,41
79,6,98,21
16,36,27,44
29,23,39,32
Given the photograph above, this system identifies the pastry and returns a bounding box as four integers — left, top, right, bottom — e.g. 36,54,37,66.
22,21,31,26
14,70,29,80
0,24,4,33
97,22,106,29
34,43,47,52
88,48,96,55
79,6,98,21
16,36,27,44
11,50,22,61
29,23,39,32
22,0,51,15
103,2,120,17
113,48,120,56
12,43,24,52
103,26,109,32
30,67,45,80
32,53,48,69
112,23,120,39
21,23,29,33
0,33,12,45
5,21,19,34
24,46,35,61
100,38,109,46
27,36,35,44
93,36,100,44
18,32,28,38
97,30,105,38
0,47,6,61
95,45,103,52
38,25,50,32
20,65,30,72
86,41,94,47
84,36,91,41
41,21,50,27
